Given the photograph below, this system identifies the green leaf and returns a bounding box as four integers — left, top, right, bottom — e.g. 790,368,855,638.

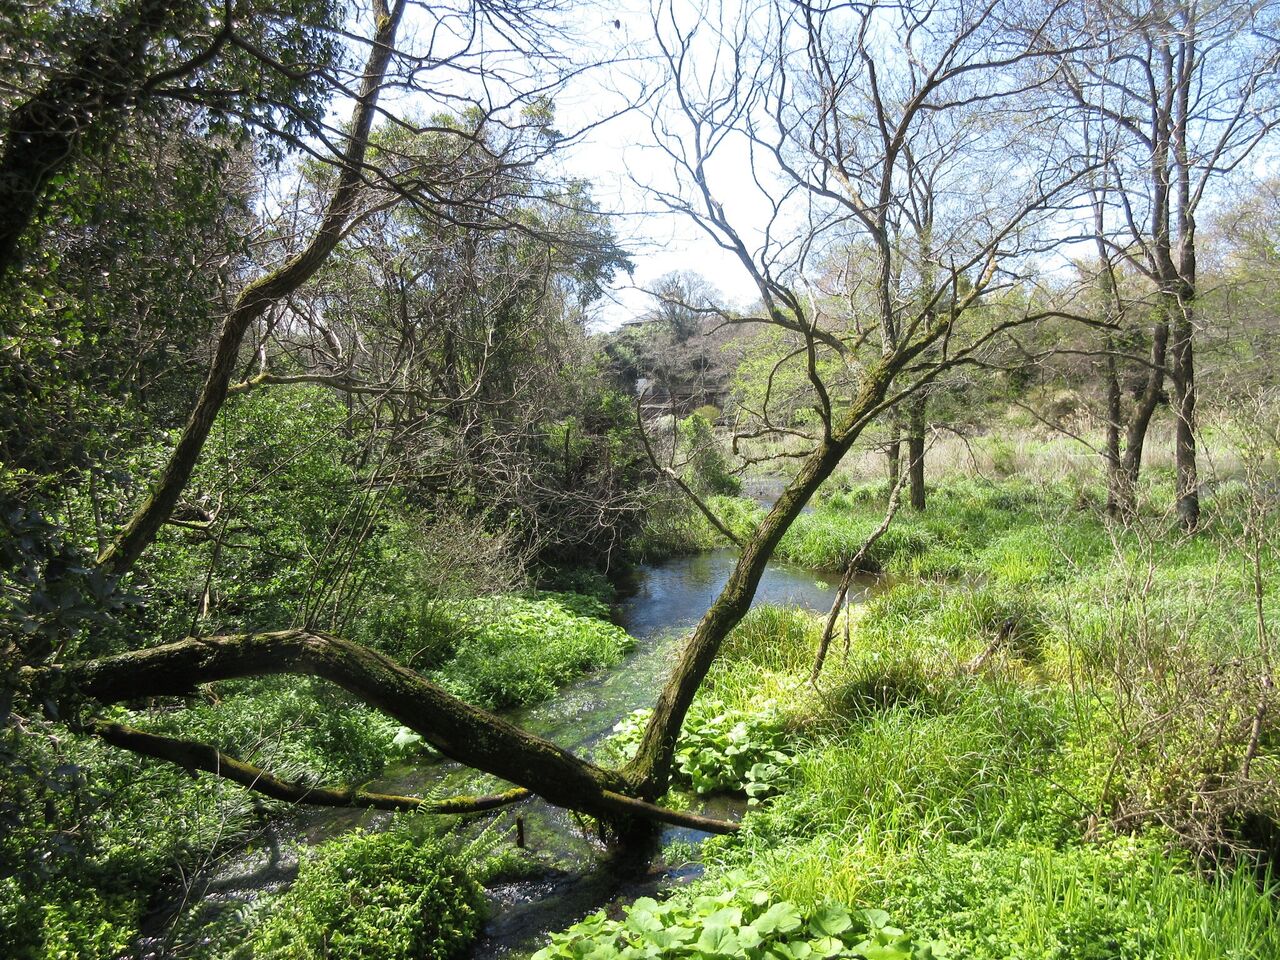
753,902,803,936
860,944,911,960
696,925,743,957
861,909,891,930
705,906,743,929
807,905,852,938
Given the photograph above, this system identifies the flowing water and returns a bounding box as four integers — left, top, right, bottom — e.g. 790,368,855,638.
144,548,875,959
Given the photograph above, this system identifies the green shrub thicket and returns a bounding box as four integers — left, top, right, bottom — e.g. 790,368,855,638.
249,830,486,960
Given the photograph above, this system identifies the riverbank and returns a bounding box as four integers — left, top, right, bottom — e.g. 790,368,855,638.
542,475,1280,958
114,550,853,958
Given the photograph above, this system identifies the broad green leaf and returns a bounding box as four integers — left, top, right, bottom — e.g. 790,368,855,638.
808,905,852,938
696,925,743,957
753,902,803,936
810,936,844,957
860,944,911,960
706,906,743,928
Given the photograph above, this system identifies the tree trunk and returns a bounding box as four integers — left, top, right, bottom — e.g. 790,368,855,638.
1104,335,1123,518
622,360,905,796
21,630,739,834
1113,318,1169,519
907,395,926,512
0,0,191,279
1171,309,1198,530
887,423,902,490
96,0,404,578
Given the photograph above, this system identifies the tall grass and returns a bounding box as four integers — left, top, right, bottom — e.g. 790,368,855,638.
683,474,1280,959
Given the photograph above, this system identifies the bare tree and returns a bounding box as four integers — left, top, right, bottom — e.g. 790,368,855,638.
1055,0,1280,528
618,0,1095,793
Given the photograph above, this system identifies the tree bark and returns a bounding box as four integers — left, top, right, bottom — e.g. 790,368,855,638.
1171,35,1199,532
1113,319,1169,519
622,360,907,796
887,423,902,490
1104,337,1123,518
0,0,190,278
93,720,532,813
1171,308,1198,530
97,0,404,578
907,395,926,512
23,630,740,834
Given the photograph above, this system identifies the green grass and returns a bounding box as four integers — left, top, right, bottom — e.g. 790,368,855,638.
601,475,1280,960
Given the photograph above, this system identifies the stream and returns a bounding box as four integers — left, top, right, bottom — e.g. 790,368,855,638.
144,548,874,959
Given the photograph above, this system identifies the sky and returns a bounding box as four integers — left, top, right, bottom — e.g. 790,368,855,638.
538,0,774,331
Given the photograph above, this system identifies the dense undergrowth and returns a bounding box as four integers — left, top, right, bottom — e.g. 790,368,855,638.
9,466,1280,958
0,589,631,959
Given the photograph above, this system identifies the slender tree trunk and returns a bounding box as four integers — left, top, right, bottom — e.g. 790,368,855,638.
623,361,904,796
887,422,902,490
0,0,190,279
1115,318,1169,519
1104,337,1123,518
1165,29,1199,531
1171,35,1199,532
96,0,404,578
1171,308,1198,530
907,395,926,511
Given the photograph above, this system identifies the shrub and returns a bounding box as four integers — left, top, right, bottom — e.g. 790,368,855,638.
150,677,401,784
636,495,764,559
435,592,636,709
679,413,741,496
250,830,485,960
0,876,142,960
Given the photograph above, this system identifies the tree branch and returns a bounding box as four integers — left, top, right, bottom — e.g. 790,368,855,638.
97,0,406,578
22,629,740,834
92,720,531,814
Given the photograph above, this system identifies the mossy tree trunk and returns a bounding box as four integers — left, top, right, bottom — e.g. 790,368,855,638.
907,395,927,512
96,0,405,578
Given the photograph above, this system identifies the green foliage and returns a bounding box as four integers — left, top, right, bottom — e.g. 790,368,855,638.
777,510,933,571
679,413,742,497
434,592,636,709
533,873,945,960
720,605,825,676
0,875,141,960
692,475,1280,960
249,829,486,960
637,495,764,559
0,718,258,960
611,701,794,800
148,677,400,783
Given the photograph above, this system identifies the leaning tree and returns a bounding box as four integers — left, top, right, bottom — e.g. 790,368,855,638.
9,0,1099,840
